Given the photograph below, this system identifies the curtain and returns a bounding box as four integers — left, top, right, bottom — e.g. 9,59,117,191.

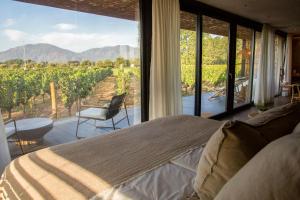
284,34,293,84
149,0,182,120
274,36,285,95
0,110,11,173
254,24,275,108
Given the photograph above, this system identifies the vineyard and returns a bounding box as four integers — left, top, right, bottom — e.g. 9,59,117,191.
0,31,242,120
0,61,143,120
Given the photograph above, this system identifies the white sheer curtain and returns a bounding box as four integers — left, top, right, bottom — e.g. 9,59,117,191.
254,24,275,108
149,0,182,120
274,36,285,95
284,34,293,84
0,110,11,173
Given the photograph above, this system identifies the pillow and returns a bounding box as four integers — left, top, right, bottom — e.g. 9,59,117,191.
215,133,300,200
193,121,268,200
292,122,300,134
246,102,300,142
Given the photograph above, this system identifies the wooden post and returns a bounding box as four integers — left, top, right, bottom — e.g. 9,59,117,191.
50,82,57,119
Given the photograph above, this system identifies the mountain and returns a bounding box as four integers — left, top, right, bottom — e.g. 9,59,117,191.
0,43,139,63
80,45,140,61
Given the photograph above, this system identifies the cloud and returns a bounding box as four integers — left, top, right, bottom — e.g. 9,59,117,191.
3,18,16,27
2,29,138,52
3,29,26,41
40,31,139,52
54,23,77,31
39,32,112,52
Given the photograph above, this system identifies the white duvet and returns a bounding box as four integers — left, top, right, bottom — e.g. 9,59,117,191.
94,147,204,200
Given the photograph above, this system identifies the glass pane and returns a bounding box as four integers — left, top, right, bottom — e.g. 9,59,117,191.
234,25,254,107
202,16,229,117
180,11,197,115
0,0,141,127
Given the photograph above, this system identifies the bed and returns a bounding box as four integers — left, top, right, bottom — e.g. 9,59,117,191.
0,115,222,200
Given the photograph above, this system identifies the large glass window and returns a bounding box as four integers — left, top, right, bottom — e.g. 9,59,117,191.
234,25,254,107
0,0,141,126
201,16,229,117
180,12,197,115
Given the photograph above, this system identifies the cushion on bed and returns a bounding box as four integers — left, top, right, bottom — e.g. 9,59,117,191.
193,121,268,200
215,133,300,200
292,122,300,134
246,102,300,142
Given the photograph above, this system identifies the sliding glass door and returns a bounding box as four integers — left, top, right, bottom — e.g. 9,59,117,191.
234,26,254,108
179,7,259,118
201,16,229,117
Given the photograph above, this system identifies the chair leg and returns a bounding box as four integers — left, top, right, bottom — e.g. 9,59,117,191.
124,104,130,126
112,118,116,130
16,136,24,155
75,117,80,138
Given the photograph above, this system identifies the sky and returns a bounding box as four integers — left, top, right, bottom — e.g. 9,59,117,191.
0,0,139,52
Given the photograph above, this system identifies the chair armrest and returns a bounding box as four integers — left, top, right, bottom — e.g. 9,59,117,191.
98,100,110,103
80,105,108,109
4,119,17,133
4,119,15,125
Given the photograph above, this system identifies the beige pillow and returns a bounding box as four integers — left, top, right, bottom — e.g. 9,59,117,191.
215,133,300,200
194,121,268,200
246,102,300,142
292,122,300,134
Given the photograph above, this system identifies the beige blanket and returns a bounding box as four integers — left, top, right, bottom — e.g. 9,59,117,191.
0,115,221,200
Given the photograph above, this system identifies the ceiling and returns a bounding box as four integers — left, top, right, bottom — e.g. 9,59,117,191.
17,0,300,34
196,0,300,34
17,0,139,21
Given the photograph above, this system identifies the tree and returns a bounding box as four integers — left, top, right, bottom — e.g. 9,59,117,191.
115,57,125,68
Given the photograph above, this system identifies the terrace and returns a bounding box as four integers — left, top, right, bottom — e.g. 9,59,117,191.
7,94,227,157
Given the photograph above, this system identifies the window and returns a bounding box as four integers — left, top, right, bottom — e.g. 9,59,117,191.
0,0,141,126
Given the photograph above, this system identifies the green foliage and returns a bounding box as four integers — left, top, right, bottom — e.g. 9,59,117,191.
180,30,196,88
113,67,140,95
202,65,227,91
202,33,229,65
0,64,112,117
0,70,24,116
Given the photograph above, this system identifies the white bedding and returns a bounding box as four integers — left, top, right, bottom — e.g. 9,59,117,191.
95,146,204,200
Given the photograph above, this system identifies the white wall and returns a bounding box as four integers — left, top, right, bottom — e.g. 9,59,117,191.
0,110,11,174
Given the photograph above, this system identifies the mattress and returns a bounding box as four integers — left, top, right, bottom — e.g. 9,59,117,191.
0,115,221,200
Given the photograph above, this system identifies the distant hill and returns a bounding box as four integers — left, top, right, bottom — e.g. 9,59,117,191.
0,43,139,63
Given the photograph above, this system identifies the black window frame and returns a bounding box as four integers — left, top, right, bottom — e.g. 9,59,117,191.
140,0,288,121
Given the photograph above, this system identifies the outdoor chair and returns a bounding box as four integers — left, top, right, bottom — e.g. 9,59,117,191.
75,93,130,138
291,84,300,103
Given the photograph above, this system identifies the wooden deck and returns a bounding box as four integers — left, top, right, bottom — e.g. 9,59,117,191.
9,107,140,158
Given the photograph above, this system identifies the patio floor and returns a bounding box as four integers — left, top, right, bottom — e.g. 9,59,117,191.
8,94,227,157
